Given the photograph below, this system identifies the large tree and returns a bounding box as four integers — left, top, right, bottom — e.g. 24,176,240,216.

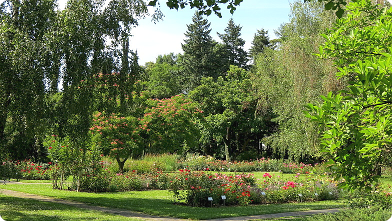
190,66,272,160
252,0,338,160
0,0,149,160
249,29,272,63
218,18,248,70
0,0,57,160
307,0,392,190
181,11,217,90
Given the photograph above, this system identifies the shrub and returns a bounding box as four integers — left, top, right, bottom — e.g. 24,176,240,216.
0,160,20,181
169,169,258,207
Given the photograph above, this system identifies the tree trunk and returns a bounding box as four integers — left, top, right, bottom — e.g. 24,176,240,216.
224,126,231,161
116,157,127,174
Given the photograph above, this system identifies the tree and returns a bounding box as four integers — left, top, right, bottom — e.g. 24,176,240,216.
249,29,271,62
306,0,392,190
144,61,183,98
252,0,338,160
190,66,271,160
181,11,217,90
0,0,149,161
156,52,179,65
0,0,57,160
218,18,248,70
139,95,203,155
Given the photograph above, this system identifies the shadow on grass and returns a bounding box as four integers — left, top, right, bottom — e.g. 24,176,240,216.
0,185,344,220
0,195,137,221
0,196,80,221
65,194,343,220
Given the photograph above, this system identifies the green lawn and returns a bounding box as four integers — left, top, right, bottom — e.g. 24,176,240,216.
0,183,345,220
0,193,141,221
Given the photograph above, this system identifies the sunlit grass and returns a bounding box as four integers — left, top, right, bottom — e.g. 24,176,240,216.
0,184,345,220
0,193,141,221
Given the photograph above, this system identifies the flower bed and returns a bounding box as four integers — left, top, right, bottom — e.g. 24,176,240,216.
168,170,341,207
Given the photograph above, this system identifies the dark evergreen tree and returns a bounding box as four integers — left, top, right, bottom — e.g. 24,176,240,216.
181,11,217,91
218,18,248,70
249,29,271,61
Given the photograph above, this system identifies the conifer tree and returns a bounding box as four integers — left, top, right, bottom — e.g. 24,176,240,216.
181,11,217,91
218,18,248,70
249,29,271,61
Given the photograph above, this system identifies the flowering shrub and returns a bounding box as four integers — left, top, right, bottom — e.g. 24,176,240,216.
0,160,20,181
44,135,103,191
253,172,341,204
16,160,51,180
169,169,257,206
0,160,50,181
179,155,318,174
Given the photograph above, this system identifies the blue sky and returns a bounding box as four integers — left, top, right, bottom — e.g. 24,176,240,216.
55,0,299,64
130,0,292,64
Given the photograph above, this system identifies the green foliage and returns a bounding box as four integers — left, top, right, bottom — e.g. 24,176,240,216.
169,169,257,206
190,65,271,160
0,0,148,161
140,94,204,154
147,0,244,17
306,0,392,190
252,0,338,160
44,134,103,191
181,11,218,90
178,154,320,174
144,62,183,98
218,18,248,70
169,170,342,207
249,29,272,62
0,0,54,161
90,112,141,172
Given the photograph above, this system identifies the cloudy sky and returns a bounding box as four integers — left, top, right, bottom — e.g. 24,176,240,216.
57,0,392,65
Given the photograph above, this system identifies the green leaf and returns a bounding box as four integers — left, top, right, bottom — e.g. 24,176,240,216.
335,7,344,18
324,1,334,10
147,0,157,6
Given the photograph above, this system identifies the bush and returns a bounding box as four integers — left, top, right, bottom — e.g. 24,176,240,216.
0,160,51,181
0,160,20,181
170,169,261,207
16,160,51,180
253,172,342,205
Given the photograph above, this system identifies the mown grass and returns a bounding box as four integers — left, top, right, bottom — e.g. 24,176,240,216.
258,207,392,221
0,193,141,221
0,183,345,220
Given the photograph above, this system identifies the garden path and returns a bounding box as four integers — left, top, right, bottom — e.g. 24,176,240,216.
0,182,343,220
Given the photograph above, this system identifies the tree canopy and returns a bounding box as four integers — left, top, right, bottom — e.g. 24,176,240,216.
306,0,392,190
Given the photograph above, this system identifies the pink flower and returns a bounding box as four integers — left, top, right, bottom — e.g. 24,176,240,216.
263,173,272,178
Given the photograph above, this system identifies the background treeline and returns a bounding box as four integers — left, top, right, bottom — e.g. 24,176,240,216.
0,0,341,164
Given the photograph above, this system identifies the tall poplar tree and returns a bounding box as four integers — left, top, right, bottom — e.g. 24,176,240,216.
181,11,217,91
218,18,248,70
